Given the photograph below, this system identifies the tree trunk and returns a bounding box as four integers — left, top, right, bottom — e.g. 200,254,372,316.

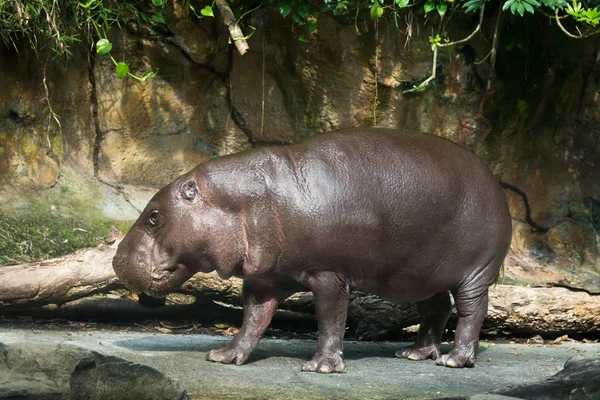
1,244,598,337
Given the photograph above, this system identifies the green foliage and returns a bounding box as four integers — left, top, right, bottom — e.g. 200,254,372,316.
116,62,129,79
189,4,215,18
370,3,384,18
566,0,600,25
429,34,442,50
278,0,318,40
0,211,131,266
0,0,134,57
502,0,539,16
96,38,112,55
463,0,486,13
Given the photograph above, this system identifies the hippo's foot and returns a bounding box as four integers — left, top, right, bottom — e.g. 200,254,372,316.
395,343,441,361
301,353,347,374
435,349,475,368
206,344,251,366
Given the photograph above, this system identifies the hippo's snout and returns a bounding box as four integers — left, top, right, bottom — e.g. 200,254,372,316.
112,249,152,295
113,229,194,298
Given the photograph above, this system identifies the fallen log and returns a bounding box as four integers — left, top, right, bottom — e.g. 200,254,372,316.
0,244,121,307
0,244,598,337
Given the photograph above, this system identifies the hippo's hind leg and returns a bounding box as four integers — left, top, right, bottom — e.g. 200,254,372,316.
435,286,489,368
206,277,283,365
298,270,349,374
396,291,451,361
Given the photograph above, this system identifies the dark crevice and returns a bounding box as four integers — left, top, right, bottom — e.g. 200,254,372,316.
89,52,101,178
500,181,550,233
224,44,255,146
5,109,20,122
551,283,598,296
148,31,288,148
88,51,141,214
219,45,289,147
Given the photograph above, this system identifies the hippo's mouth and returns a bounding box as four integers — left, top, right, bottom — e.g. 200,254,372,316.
145,262,189,297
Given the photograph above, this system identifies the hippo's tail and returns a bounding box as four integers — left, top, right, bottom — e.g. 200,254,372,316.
499,181,549,233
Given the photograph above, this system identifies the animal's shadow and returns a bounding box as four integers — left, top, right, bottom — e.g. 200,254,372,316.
114,336,489,365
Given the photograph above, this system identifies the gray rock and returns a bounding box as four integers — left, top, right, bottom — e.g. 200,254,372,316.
492,356,600,400
0,342,189,400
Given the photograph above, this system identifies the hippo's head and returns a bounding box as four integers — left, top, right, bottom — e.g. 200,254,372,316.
112,169,240,298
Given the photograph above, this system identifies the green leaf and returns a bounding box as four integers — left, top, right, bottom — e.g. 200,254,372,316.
424,0,436,13
502,0,515,11
524,0,540,6
307,19,317,32
292,13,303,24
522,1,535,13
463,0,484,12
151,12,165,24
200,6,214,17
517,2,525,14
437,2,448,16
139,11,150,23
396,0,410,7
95,38,112,55
116,62,129,79
280,3,292,18
540,0,565,8
298,35,309,42
370,4,384,18
510,1,519,13
297,5,309,19
141,70,158,81
79,0,95,9
152,0,164,6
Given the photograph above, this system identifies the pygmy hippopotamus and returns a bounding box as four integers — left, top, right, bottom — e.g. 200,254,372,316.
113,128,512,373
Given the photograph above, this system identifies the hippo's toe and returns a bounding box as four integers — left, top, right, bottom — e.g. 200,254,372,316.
206,345,250,366
435,351,475,368
301,353,346,374
395,344,441,361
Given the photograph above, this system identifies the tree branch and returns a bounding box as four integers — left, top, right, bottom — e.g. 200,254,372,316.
215,0,250,56
409,2,485,92
487,5,503,90
437,2,486,49
554,8,600,39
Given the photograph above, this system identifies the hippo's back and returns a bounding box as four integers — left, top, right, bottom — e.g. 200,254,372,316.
268,129,512,299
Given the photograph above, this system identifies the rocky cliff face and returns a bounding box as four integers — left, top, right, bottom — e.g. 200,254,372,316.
0,3,598,289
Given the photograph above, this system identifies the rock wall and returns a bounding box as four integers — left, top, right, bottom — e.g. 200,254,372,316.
0,3,599,287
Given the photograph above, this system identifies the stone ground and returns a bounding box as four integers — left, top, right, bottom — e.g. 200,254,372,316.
1,327,598,399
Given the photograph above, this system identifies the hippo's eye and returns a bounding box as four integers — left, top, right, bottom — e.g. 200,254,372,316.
148,210,162,226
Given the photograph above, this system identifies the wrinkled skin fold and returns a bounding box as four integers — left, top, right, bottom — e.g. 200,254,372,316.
113,128,512,373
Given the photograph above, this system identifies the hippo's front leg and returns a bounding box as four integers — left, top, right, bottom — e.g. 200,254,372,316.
298,270,349,374
206,278,282,365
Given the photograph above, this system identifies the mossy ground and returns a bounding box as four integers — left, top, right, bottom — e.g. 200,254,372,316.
0,210,131,265
0,168,135,266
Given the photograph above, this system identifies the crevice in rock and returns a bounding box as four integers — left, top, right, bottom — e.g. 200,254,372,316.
499,181,550,233
5,109,20,122
219,45,290,147
149,32,288,147
223,44,256,147
87,51,141,214
89,53,101,179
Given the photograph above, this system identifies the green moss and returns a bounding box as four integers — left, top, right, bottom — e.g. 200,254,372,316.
0,210,131,266
495,276,528,287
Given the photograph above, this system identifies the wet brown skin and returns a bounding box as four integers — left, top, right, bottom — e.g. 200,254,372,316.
113,128,512,373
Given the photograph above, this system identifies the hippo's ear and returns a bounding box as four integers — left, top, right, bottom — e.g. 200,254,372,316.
180,180,199,202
